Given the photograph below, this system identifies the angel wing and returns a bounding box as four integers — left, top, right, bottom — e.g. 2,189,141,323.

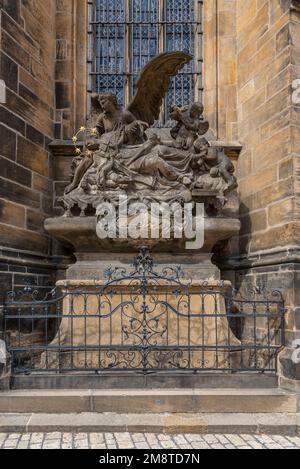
127,52,193,126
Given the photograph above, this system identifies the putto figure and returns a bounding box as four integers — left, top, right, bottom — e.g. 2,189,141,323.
61,52,237,216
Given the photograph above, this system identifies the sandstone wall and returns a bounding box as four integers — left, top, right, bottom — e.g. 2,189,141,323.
231,0,300,345
0,0,56,299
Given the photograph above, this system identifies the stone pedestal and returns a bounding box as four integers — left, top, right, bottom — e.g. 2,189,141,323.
45,215,241,282
42,279,241,371
42,214,241,372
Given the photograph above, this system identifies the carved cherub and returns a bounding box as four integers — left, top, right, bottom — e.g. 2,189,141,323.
208,147,237,191
170,103,209,150
194,145,238,192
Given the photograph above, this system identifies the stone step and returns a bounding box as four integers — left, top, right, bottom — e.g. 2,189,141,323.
0,389,298,414
10,372,279,390
0,412,299,435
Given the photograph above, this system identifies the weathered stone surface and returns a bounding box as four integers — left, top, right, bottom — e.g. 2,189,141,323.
0,124,17,160
0,177,41,208
0,106,25,135
0,389,297,415
268,199,295,227
0,52,18,93
0,0,56,293
0,156,32,187
17,137,49,177
26,125,44,147
240,210,267,236
279,347,300,381
0,224,49,254
55,82,70,109
0,200,25,228
26,210,47,233
32,173,53,196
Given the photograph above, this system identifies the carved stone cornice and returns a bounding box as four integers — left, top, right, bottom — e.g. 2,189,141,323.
216,245,300,272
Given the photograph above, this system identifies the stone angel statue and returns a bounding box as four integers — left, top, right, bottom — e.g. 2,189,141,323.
63,52,234,215
88,51,196,140
65,52,206,194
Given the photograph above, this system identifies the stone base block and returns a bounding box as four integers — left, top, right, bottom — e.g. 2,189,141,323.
278,347,300,393
41,279,241,372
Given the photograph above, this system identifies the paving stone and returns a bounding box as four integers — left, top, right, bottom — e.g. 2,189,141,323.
132,433,147,442
160,440,177,449
61,433,73,449
173,435,188,445
89,433,105,445
17,434,30,449
247,441,266,449
265,443,286,449
145,433,161,447
42,442,60,449
17,441,30,449
135,442,150,449
186,434,205,442
286,436,300,446
225,435,247,446
157,434,172,441
44,432,62,439
0,432,298,449
74,433,89,449
29,433,44,447
216,435,230,444
203,435,219,444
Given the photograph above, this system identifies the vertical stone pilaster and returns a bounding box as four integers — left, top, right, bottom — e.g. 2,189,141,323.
55,0,87,139
203,0,238,141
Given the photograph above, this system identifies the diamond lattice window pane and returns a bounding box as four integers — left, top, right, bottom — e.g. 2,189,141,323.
91,0,202,125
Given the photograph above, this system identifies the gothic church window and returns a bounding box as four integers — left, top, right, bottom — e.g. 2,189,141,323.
88,0,203,125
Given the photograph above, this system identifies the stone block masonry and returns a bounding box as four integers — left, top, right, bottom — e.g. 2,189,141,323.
0,1,67,297
215,1,300,372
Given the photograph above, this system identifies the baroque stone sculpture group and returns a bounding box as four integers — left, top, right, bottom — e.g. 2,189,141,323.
61,52,237,218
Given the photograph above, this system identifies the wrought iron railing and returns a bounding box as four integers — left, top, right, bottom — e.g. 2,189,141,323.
3,249,285,375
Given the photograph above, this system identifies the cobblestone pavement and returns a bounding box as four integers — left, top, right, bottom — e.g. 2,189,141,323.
0,433,300,449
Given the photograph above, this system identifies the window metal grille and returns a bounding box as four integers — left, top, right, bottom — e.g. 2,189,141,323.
87,0,203,125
